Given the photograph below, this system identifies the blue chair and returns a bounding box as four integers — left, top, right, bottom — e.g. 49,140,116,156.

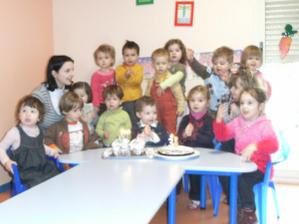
183,139,223,215
210,131,290,222
11,156,64,196
253,131,290,224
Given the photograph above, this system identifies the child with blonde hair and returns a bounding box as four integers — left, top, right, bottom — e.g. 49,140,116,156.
214,87,278,223
178,85,214,209
240,45,271,98
115,40,144,124
187,46,233,116
91,44,115,115
45,91,99,154
145,48,185,134
0,95,60,188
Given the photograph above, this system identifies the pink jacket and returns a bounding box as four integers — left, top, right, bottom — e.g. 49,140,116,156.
213,115,278,173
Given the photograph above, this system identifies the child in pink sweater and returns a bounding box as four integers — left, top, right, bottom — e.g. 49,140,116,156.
91,44,115,115
213,87,278,224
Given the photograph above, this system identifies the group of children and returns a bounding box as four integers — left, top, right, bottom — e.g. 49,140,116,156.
0,38,278,224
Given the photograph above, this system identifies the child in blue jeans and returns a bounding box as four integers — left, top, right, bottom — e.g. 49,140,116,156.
178,85,214,209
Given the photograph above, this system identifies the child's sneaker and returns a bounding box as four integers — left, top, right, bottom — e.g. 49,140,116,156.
239,208,257,224
188,200,200,209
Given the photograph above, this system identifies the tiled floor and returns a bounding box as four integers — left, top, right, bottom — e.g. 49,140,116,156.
0,183,298,223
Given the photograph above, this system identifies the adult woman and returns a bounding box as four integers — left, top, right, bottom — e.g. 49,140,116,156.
32,55,74,130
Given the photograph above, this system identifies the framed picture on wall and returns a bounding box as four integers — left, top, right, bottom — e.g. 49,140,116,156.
136,0,154,5
174,1,194,26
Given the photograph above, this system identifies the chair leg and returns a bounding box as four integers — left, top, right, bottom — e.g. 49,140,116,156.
183,174,189,193
200,175,207,209
269,182,280,220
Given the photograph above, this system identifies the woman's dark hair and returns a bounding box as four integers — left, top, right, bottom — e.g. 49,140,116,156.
70,81,93,103
45,55,74,91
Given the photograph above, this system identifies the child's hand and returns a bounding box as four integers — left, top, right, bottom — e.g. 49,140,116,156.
241,144,257,161
51,148,62,158
143,125,152,137
230,103,239,117
216,104,225,122
104,132,109,139
186,49,195,62
183,123,194,137
4,159,17,174
156,86,164,96
177,110,184,116
125,69,133,79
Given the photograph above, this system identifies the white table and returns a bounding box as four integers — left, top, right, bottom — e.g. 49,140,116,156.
0,159,183,224
58,148,257,224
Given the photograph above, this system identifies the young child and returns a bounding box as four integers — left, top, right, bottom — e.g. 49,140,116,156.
91,44,116,115
177,85,214,209
0,95,60,188
240,45,271,98
187,46,233,116
217,70,259,204
95,84,132,147
160,39,188,93
45,91,99,154
132,96,169,147
115,40,144,125
213,87,278,224
71,81,97,134
145,48,185,134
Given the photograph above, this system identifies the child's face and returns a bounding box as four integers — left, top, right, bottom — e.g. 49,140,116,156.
246,55,261,72
105,94,121,111
167,43,182,63
96,52,114,71
213,57,231,82
19,105,40,127
74,88,88,103
230,78,243,103
52,61,74,88
123,48,139,66
240,92,263,121
153,56,169,75
189,92,209,113
231,63,240,74
64,106,82,122
137,105,157,125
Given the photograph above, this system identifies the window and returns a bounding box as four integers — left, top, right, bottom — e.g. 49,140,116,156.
265,0,299,63
264,0,299,183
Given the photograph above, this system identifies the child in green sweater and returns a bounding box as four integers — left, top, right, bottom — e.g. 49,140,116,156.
95,85,132,146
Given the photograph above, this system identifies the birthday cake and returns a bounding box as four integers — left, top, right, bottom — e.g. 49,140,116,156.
157,134,194,156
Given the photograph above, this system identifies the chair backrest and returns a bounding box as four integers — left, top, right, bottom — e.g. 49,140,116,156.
271,130,290,164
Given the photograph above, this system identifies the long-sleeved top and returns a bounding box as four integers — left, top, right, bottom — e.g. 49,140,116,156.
45,119,99,154
95,107,132,146
91,69,115,107
115,63,143,102
32,84,64,130
160,63,187,93
213,115,278,173
178,113,214,148
132,121,169,147
145,71,185,114
188,59,230,112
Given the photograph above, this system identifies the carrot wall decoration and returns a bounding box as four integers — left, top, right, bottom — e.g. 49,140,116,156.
279,24,297,59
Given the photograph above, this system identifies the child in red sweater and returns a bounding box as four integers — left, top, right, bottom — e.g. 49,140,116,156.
213,87,278,224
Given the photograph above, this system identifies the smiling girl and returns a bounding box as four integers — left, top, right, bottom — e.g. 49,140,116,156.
213,87,278,224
